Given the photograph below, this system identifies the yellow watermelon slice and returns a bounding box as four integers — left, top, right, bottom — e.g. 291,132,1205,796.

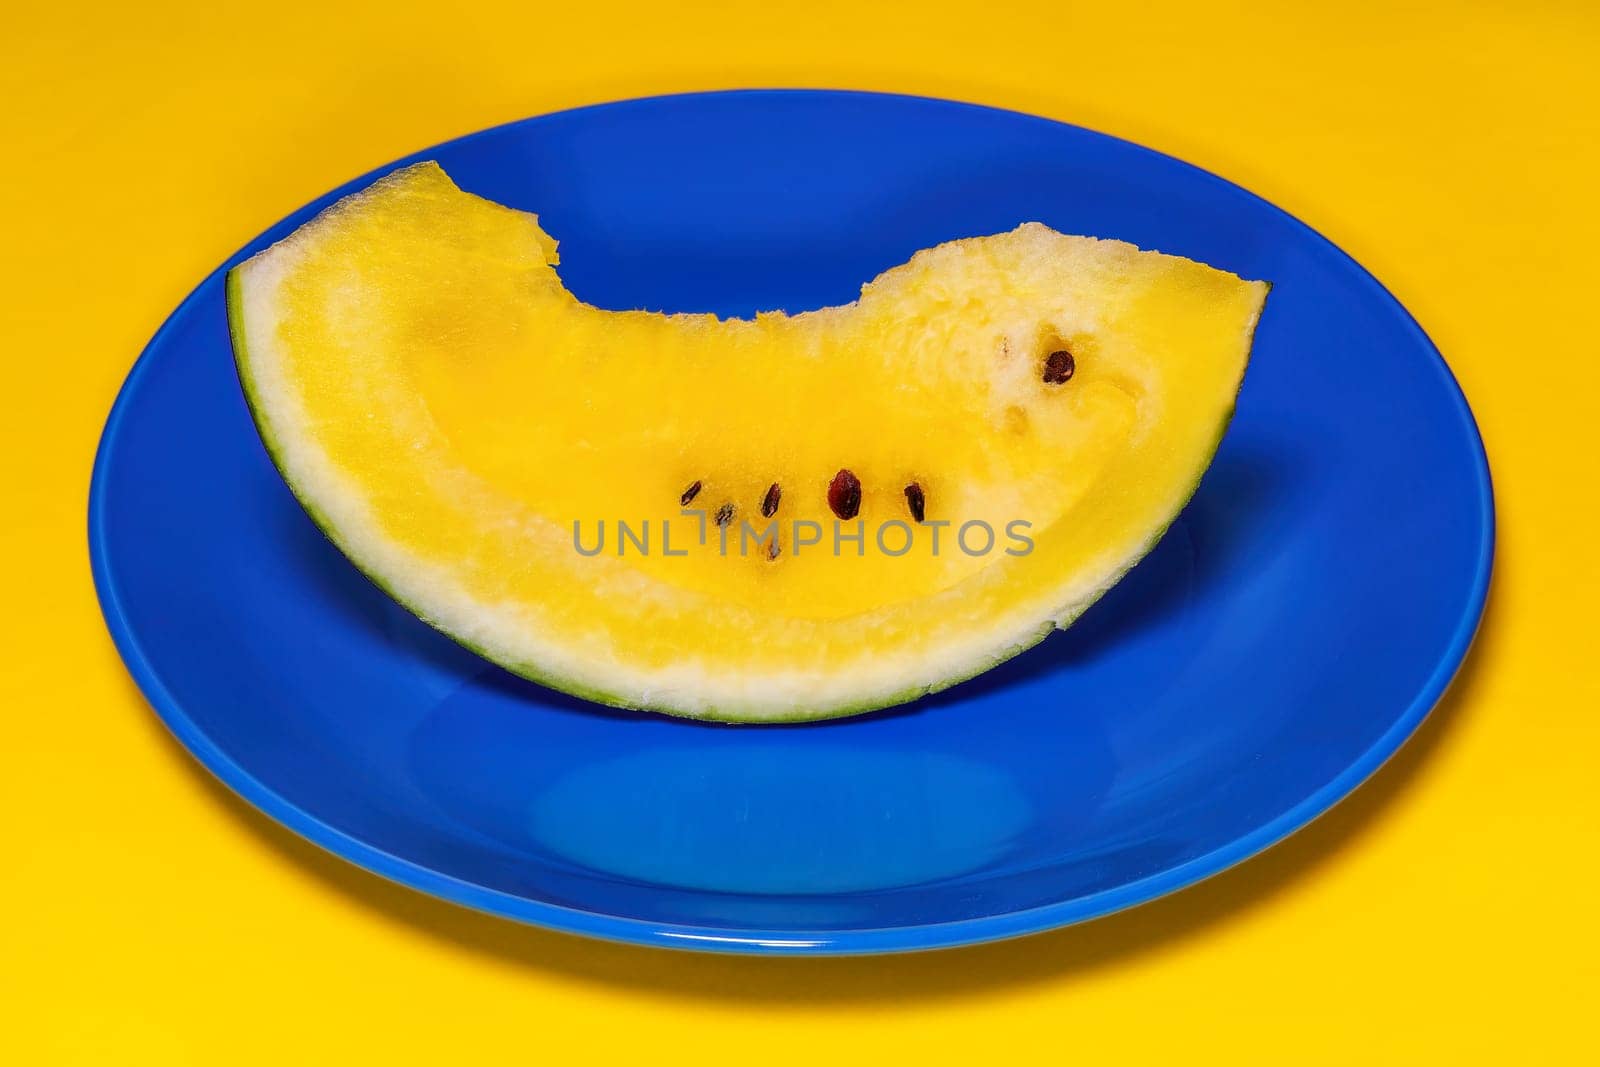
228,162,1268,721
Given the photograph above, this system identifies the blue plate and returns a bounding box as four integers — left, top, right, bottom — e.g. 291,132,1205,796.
90,90,1492,955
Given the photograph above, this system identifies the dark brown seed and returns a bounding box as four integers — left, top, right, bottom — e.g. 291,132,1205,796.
761,483,782,518
680,480,702,506
714,502,735,527
828,469,862,520
766,537,781,561
904,482,926,523
1042,348,1076,384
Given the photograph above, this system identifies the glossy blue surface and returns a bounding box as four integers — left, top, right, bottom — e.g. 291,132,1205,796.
90,91,1493,955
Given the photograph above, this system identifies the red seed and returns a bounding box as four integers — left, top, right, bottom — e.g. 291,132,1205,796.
680,480,702,506
761,483,782,518
828,469,862,520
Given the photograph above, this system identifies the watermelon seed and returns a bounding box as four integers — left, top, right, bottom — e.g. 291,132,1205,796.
904,482,926,523
766,537,781,561
715,502,735,527
1042,348,1076,384
761,483,782,518
680,480,703,506
829,469,862,520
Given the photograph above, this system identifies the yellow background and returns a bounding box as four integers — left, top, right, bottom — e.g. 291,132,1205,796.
4,1,1596,1061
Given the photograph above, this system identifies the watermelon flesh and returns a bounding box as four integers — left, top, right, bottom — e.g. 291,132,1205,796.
228,162,1267,720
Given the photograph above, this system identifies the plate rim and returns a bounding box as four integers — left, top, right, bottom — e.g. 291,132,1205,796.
88,88,1496,956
